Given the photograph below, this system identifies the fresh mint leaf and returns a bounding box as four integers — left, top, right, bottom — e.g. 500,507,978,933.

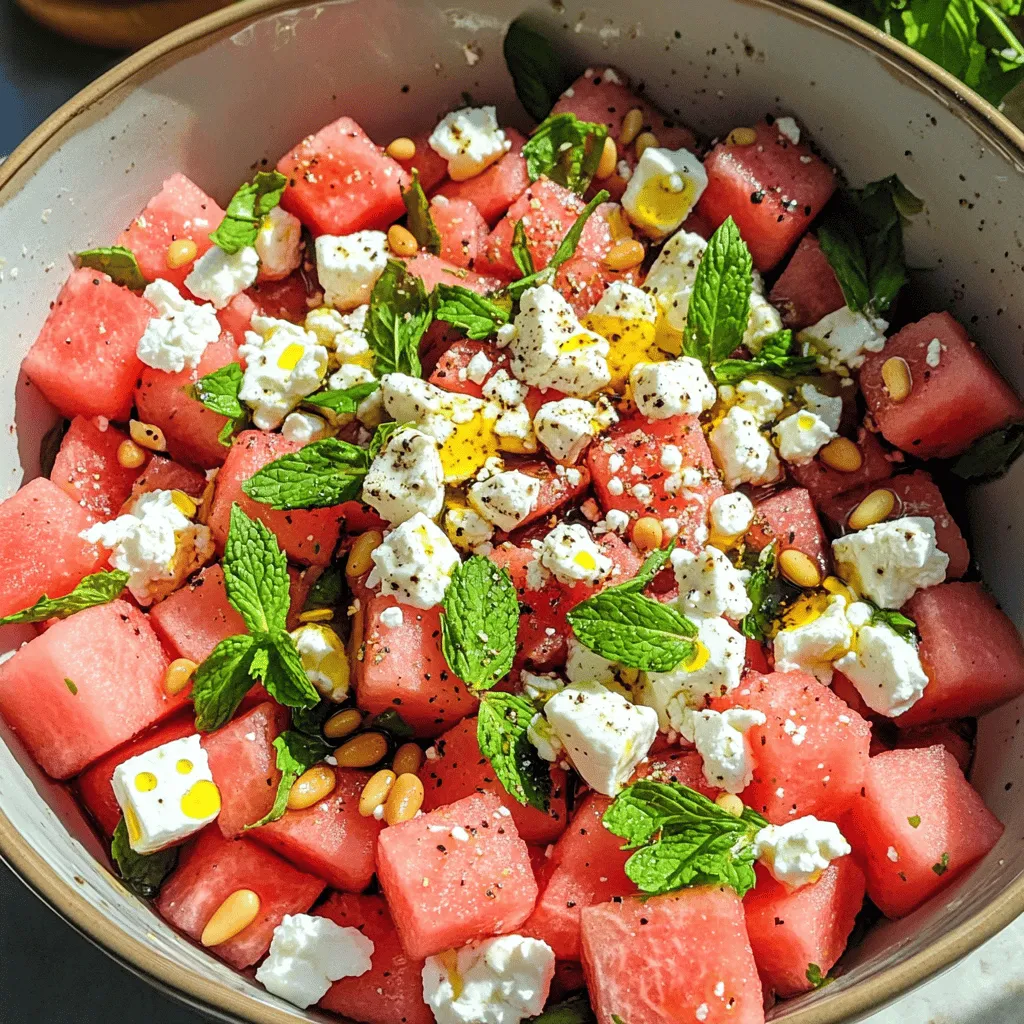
603,540,677,596
303,565,344,612
434,284,511,339
244,729,331,828
190,362,249,445
210,170,288,254
77,246,148,290
290,699,334,737
241,437,371,510
869,604,918,642
503,18,568,121
192,633,259,731
951,422,1024,480
512,220,536,277
712,330,817,384
223,504,291,634
441,556,519,691
739,544,792,642
368,420,411,459
366,259,431,377
263,631,322,709
806,963,832,989
523,113,609,194
111,818,177,898
0,570,129,626
366,709,416,740
401,170,442,255
477,692,551,811
529,995,595,1024
304,380,380,415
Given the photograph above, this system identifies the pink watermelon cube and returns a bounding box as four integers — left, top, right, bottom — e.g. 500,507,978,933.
246,273,317,324
747,487,829,577
0,600,177,779
896,582,1024,727
130,454,207,503
712,670,871,824
895,722,974,773
768,234,845,330
155,826,324,968
843,745,1003,919
403,252,507,296
787,426,895,509
581,889,765,1024
392,130,450,193
860,312,1024,459
215,291,260,345
743,859,865,997
253,767,384,891
435,128,530,226
22,268,153,420
430,196,490,270
277,116,409,235
554,256,640,319
376,791,538,959
116,173,224,291
632,747,720,796
317,893,432,1024
696,119,837,271
420,717,568,844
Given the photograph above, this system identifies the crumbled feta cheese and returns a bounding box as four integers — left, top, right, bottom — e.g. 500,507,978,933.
926,337,943,368
773,410,836,465
537,523,612,586
521,671,565,703
832,516,948,608
467,470,540,531
421,935,554,1024
775,116,801,145
799,382,842,432
255,913,373,1009
445,505,495,551
282,410,331,444
590,280,658,322
527,712,564,762
533,398,599,463
543,680,659,795
753,817,852,889
137,279,221,373
799,307,888,371
366,513,460,609
315,231,389,311
306,304,370,360
621,147,708,238
482,369,530,409
379,606,404,628
672,545,752,620
629,358,716,419
565,635,619,687
734,379,785,424
380,372,483,444
616,159,633,181
184,244,259,308
428,106,511,181
290,623,350,702
772,595,853,684
111,734,220,854
709,406,781,488
709,492,755,541
255,205,303,281
679,707,766,793
465,350,494,384
362,428,445,525
833,620,929,717
607,476,624,496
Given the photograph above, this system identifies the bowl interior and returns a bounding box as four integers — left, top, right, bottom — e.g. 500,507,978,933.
2,1,1024,1022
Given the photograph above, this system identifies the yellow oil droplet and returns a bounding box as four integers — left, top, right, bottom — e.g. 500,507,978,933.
277,343,306,371
682,640,710,673
633,175,698,232
438,949,463,1000
797,413,817,431
181,779,222,820
176,759,194,775
583,313,662,392
124,804,142,845
782,593,831,630
439,413,501,484
559,331,602,354
134,771,158,793
823,576,856,601
573,550,598,571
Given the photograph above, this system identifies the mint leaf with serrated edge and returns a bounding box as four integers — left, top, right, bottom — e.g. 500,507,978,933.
262,630,321,709
241,437,371,510
189,362,249,445
512,220,535,277
192,633,259,731
304,380,380,415
477,691,551,811
368,419,410,459
77,246,148,290
951,422,1024,481
0,570,129,626
712,330,818,384
366,259,431,377
401,170,442,255
441,556,519,691
244,729,331,829
523,112,609,194
434,284,511,339
740,544,793,642
603,539,677,597
503,18,568,121
210,170,288,254
223,504,290,634
111,818,177,898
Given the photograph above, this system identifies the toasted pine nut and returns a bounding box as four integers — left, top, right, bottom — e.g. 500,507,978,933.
164,658,197,696
299,607,335,623
359,768,397,817
634,132,659,159
324,708,363,740
170,489,197,518
633,516,663,552
197,478,216,526
848,488,896,531
129,419,167,452
619,108,645,146
335,731,388,768
386,137,416,161
716,792,745,817
819,437,863,473
594,136,618,180
346,531,383,578
288,764,336,810
116,439,147,469
881,356,912,402
392,742,424,776
201,889,260,947
778,548,822,589
603,239,645,272
384,773,424,825
166,238,198,269
388,224,419,258
726,127,758,147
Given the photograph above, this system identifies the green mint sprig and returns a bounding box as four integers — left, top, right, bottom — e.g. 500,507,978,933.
241,437,372,510
433,284,511,339
739,544,793,643
189,362,249,446
511,219,536,277
400,170,442,255
865,601,918,642
111,818,177,899
210,170,288,255
523,112,609,194
366,259,432,377
304,380,380,415
502,18,569,121
0,570,129,626
712,330,817,385
477,691,551,811
77,246,148,290
244,729,331,829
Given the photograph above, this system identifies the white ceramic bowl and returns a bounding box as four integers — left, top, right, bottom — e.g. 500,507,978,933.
2,1,1024,1021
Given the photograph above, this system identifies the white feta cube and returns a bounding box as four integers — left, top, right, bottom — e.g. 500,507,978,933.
590,280,657,322
465,349,494,384
799,382,843,432
621,147,708,238
709,406,781,488
315,231,389,311
527,712,564,762
565,635,619,687
799,307,888,371
428,106,511,182
137,279,221,373
445,505,495,551
366,512,460,609
734,379,785,424
255,205,303,281
533,398,599,463
362,428,445,526
775,116,801,145
679,707,766,794
709,492,755,542
306,304,370,360
537,523,612,586
629,358,716,419
184,244,259,308
282,410,331,444
772,595,853,684
380,372,484,444
467,470,540,531
833,617,929,717
671,545,752,620
753,817,852,889
773,410,836,465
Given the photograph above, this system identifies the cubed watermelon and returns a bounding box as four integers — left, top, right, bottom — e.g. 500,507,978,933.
155,826,324,968
511,459,592,531
787,426,895,509
555,257,640,319
246,273,316,324
696,119,836,271
393,131,449,193
895,722,974,773
277,116,408,235
376,791,538,959
129,454,207,502
743,859,865,997
317,893,432,1024
22,268,153,420
435,128,530,226
428,340,510,399
842,745,1003,918
404,252,507,297
253,767,383,891
632,747,719,797
860,312,1024,459
768,234,845,330
430,196,490,270
420,717,568,844
712,670,871,824
0,600,177,779
747,487,829,577
215,292,260,345
581,889,765,1024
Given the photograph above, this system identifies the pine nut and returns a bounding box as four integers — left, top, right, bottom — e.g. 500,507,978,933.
335,731,388,768
298,607,335,623
287,764,336,810
392,742,424,776
359,769,396,817
633,516,663,552
170,489,197,518
346,531,383,578
726,127,758,147
201,889,260,947
619,108,645,146
384,773,424,825
716,793,745,817
166,238,198,269
197,478,216,526
634,132,659,159
778,548,822,589
386,137,416,161
116,439,147,469
819,437,863,473
388,224,419,258
129,420,167,452
594,136,618,180
603,238,645,271
881,356,912,403
324,708,363,740
164,658,197,696
848,488,896,531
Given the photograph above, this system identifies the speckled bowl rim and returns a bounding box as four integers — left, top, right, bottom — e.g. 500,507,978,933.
2,1,1024,1021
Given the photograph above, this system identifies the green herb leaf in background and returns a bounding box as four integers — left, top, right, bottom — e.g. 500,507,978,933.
241,437,371,509
111,818,178,899
739,544,791,643
223,504,290,634
477,691,551,811
867,603,919,642
523,112,609,194
434,284,511,339
511,220,536,277
401,170,442,255
712,330,817,384
365,709,416,740
210,170,288,254
528,994,595,1024
951,421,1024,480
0,570,129,626
503,18,569,121
189,362,249,446
806,963,832,989
304,380,380,415
366,259,431,377
77,246,148,290
244,730,331,828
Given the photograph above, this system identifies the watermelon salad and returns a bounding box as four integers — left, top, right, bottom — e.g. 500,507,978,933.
3,17,1024,1024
